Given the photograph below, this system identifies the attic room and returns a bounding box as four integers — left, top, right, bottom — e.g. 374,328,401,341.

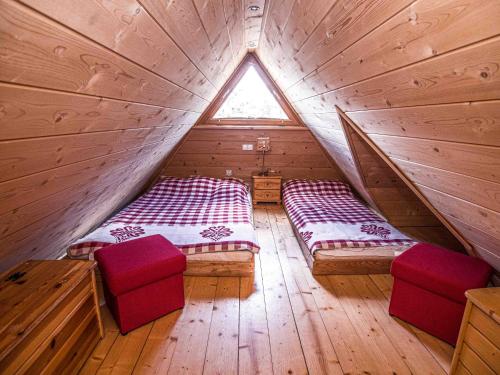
0,0,499,374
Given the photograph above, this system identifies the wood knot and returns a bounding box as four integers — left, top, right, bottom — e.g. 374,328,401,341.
53,46,66,57
6,271,26,282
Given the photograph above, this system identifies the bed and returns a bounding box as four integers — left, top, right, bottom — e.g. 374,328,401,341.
68,176,260,276
283,179,415,275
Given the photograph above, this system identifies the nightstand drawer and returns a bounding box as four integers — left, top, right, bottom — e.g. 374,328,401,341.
254,180,281,190
254,189,281,201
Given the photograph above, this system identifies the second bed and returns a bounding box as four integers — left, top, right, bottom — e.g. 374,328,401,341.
283,179,415,274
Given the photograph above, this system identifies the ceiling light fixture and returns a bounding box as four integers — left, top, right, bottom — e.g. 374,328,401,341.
248,5,260,11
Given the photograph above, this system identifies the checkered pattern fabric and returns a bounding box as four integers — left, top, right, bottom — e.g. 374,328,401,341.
312,240,411,251
108,176,251,226
69,240,260,260
283,179,414,252
283,179,352,197
68,176,260,258
283,179,382,228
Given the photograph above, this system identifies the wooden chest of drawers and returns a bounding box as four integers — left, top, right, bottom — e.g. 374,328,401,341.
252,175,282,205
0,260,103,374
450,288,499,375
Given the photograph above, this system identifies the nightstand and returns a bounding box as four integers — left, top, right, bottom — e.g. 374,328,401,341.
450,287,499,375
252,175,282,205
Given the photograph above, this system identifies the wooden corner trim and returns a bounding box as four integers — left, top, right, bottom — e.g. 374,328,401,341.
335,106,474,254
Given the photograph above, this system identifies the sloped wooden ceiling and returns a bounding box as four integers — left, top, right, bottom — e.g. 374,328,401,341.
1,0,499,275
0,0,248,270
257,0,500,271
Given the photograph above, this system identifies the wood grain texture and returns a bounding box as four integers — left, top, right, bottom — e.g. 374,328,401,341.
0,0,246,269
262,0,414,89
294,36,500,114
244,0,265,49
2,0,500,277
258,0,500,271
0,260,101,375
0,84,200,140
0,0,206,111
311,109,461,249
287,0,500,101
346,125,465,249
348,101,500,146
18,0,218,101
80,207,452,374
308,115,377,208
162,127,344,182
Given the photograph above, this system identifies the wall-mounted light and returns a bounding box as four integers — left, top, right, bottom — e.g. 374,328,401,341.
257,137,270,176
248,5,260,12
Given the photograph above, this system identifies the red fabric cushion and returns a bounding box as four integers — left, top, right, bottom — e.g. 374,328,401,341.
391,243,492,304
105,273,185,334
389,277,465,345
95,234,186,296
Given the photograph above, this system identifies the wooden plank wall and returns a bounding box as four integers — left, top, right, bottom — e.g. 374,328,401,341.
162,127,344,183
0,0,247,271
305,110,462,250
258,0,500,270
345,121,464,250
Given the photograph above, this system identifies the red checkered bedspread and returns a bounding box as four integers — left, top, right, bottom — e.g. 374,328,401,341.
68,176,260,258
283,179,414,253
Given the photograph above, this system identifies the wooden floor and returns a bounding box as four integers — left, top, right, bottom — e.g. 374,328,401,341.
80,207,454,374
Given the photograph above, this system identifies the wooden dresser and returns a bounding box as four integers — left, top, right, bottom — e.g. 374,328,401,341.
252,175,282,205
450,288,499,375
0,260,103,374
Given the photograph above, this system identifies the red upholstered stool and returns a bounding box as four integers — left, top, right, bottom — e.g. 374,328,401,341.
95,235,186,334
389,243,491,345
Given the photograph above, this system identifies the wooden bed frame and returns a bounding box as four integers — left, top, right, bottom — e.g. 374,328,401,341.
285,207,411,275
185,251,254,276
93,251,254,304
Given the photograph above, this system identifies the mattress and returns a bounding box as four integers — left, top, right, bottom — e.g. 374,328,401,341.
68,176,260,259
283,179,415,254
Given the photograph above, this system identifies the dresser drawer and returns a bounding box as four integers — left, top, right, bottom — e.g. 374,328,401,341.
451,288,499,375
254,179,281,190
469,307,500,348
454,362,472,375
0,273,93,374
0,260,102,375
23,295,97,374
464,322,499,373
460,343,495,375
254,189,281,201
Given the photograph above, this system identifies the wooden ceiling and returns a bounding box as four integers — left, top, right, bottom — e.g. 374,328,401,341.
0,0,250,270
1,0,499,274
257,0,500,272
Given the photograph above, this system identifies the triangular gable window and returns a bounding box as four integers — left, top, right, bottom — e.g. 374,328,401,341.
213,65,288,120
199,54,301,126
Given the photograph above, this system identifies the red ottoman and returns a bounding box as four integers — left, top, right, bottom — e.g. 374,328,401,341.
389,243,491,345
95,234,186,334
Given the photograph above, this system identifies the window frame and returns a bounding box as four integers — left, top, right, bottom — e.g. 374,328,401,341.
198,53,302,127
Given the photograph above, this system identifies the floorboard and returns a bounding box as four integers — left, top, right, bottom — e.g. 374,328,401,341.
81,207,453,374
